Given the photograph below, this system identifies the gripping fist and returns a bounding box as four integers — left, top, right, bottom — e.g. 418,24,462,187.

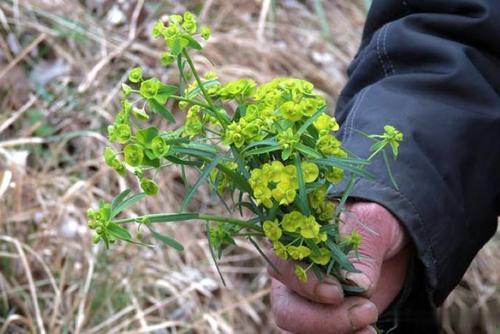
269,201,409,333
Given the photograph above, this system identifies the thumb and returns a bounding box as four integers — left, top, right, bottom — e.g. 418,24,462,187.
339,201,407,296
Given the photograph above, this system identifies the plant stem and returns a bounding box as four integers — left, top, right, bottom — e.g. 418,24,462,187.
169,95,212,110
367,142,387,161
113,213,262,232
182,50,216,111
199,214,261,231
234,232,264,237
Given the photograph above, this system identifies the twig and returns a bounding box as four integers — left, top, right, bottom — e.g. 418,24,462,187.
124,278,149,330
129,0,144,40
0,236,46,334
74,256,94,334
0,33,46,81
0,95,37,134
257,0,271,42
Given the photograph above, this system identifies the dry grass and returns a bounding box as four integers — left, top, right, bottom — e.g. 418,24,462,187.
0,0,498,333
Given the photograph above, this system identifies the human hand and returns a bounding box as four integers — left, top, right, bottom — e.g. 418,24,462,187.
269,201,409,333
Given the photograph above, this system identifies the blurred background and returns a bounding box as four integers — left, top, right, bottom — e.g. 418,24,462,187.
0,0,498,333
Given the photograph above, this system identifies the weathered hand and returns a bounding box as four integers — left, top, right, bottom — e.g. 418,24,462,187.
269,201,409,333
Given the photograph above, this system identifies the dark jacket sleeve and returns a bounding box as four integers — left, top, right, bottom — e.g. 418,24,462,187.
335,0,500,307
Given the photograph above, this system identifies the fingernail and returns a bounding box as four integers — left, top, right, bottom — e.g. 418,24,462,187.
315,282,342,301
349,302,378,329
355,326,378,334
346,273,371,291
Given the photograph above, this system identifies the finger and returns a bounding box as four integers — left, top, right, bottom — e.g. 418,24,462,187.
339,202,406,295
369,245,409,312
271,278,378,334
267,253,344,305
354,327,377,334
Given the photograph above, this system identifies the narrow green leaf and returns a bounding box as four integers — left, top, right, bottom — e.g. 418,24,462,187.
182,33,203,50
148,227,184,251
137,127,160,147
155,83,178,104
111,189,131,211
158,83,178,96
264,201,281,221
187,79,220,98
294,153,311,215
240,138,277,154
141,213,199,223
169,36,189,56
326,259,335,276
336,176,356,215
111,193,146,218
184,142,219,153
206,222,226,286
319,223,338,234
311,265,324,282
217,164,252,194
382,150,399,190
281,147,292,160
304,238,321,256
297,106,325,136
181,156,222,211
164,155,203,166
317,155,371,165
107,223,132,241
149,99,175,124
141,155,160,168
244,145,281,157
239,202,260,215
370,140,386,153
230,147,250,179
248,237,280,275
314,158,374,179
325,239,360,273
177,55,187,92
173,147,216,160
296,143,322,159
161,137,189,145
342,284,366,294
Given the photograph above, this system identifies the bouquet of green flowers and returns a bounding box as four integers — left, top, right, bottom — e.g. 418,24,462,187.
86,12,403,291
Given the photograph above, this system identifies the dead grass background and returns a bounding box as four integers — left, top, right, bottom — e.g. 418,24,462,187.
0,0,498,333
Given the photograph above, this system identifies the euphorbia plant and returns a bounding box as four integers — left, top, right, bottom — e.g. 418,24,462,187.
87,12,403,292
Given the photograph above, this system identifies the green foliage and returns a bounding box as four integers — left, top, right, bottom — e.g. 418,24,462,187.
87,12,402,289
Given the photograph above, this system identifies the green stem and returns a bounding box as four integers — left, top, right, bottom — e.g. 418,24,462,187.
199,214,261,231
335,175,356,218
286,237,301,247
234,232,264,237
182,50,216,111
367,142,387,161
113,213,262,232
169,95,212,110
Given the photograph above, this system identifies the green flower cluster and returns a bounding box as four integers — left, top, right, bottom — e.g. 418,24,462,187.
249,161,320,208
104,66,179,195
262,211,333,281
222,78,328,151
90,11,403,290
151,12,211,66
87,203,131,246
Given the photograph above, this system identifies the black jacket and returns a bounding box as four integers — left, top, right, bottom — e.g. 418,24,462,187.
335,0,500,332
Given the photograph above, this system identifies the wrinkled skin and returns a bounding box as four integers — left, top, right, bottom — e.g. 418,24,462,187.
269,201,409,334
